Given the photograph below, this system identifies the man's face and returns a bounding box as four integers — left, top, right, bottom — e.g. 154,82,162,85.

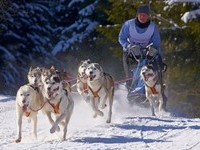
137,13,150,24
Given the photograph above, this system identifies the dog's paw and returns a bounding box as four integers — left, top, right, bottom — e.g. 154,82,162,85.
93,113,97,118
50,126,56,134
98,110,104,117
56,126,60,132
15,138,21,143
100,104,107,109
106,119,111,123
160,111,171,117
61,137,66,142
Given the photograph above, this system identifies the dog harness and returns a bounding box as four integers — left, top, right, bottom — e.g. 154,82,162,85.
88,73,114,98
148,84,158,94
23,111,31,117
88,86,102,98
83,83,88,93
145,77,159,94
48,98,62,114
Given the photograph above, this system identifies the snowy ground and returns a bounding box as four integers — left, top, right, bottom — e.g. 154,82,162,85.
1,87,200,150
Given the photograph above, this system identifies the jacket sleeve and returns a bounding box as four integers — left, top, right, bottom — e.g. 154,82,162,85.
118,21,130,52
149,25,163,56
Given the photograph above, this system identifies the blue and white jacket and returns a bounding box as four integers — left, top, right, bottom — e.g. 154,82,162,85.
118,18,162,56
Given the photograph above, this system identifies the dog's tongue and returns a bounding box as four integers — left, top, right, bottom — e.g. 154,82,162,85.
22,105,27,112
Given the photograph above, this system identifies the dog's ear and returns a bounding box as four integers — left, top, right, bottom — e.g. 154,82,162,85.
53,76,61,83
79,61,84,66
41,67,47,75
29,66,33,72
50,66,56,70
147,64,154,70
93,63,104,76
87,59,91,64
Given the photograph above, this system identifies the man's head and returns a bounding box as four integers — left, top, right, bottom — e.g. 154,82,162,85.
137,4,150,24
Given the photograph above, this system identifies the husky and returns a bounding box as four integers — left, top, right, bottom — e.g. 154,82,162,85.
41,66,74,141
85,63,114,123
27,66,60,132
140,64,168,116
15,84,43,143
27,67,43,88
76,59,91,102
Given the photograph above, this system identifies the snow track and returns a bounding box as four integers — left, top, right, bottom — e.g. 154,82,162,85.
1,92,200,150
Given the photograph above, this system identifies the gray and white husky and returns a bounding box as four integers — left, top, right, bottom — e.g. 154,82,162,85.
85,63,115,123
41,66,74,141
15,84,43,143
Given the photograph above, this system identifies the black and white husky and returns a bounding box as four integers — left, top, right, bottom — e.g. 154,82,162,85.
140,64,168,116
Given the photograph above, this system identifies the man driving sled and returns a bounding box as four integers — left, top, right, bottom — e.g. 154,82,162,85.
118,4,167,111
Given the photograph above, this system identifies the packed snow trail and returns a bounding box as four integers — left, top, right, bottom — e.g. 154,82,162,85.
1,88,200,150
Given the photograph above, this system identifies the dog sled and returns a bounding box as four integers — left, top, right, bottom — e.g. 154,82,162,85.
123,43,167,107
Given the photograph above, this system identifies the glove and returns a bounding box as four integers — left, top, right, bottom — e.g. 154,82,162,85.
126,44,140,55
148,46,158,57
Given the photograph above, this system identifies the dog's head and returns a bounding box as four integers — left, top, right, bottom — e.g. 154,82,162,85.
85,63,103,81
41,66,63,99
28,67,42,86
16,85,37,112
78,59,91,78
140,64,157,81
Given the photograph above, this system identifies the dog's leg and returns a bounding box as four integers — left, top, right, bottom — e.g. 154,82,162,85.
158,94,168,115
31,113,38,139
15,105,22,143
15,115,22,143
148,96,156,116
45,111,60,132
90,97,104,117
61,112,72,141
50,113,66,134
100,90,108,109
106,87,114,123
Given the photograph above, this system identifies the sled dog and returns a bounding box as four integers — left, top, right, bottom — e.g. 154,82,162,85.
27,67,43,88
28,66,61,131
41,66,74,141
85,63,114,123
140,64,167,116
76,59,91,102
15,84,43,143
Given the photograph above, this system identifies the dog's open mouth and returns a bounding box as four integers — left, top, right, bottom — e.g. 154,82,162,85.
22,104,28,112
47,91,54,98
143,73,154,81
89,74,96,81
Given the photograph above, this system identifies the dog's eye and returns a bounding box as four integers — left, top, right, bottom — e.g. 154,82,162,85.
53,77,60,83
27,94,30,96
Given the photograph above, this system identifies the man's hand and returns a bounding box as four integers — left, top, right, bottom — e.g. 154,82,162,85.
127,44,140,56
148,46,158,57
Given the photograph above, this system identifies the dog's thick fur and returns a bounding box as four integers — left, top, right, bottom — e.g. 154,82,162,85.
41,66,74,141
15,84,43,143
140,64,166,116
76,59,91,102
85,63,114,123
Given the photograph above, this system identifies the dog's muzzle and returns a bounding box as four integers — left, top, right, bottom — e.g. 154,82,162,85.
143,73,154,81
22,104,28,112
88,73,96,81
